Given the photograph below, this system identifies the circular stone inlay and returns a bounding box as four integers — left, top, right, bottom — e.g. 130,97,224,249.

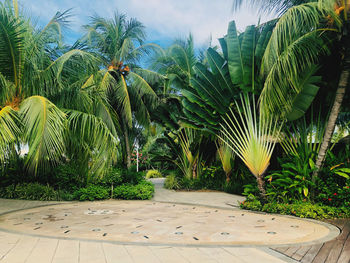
0,200,333,246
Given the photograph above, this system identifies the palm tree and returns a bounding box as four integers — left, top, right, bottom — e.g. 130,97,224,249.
151,34,197,93
149,35,200,130
233,0,350,179
220,95,283,200
82,13,161,169
0,1,117,177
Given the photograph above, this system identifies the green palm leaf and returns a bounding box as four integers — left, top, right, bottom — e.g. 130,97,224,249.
260,3,330,118
227,21,244,86
66,109,118,178
20,96,66,173
0,105,20,163
0,4,24,87
286,67,321,121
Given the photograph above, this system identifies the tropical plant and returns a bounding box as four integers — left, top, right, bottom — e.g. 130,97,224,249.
82,12,161,169
233,0,350,180
279,112,326,166
216,140,235,182
178,128,203,179
266,158,316,202
149,35,199,130
151,34,197,94
145,169,162,179
0,1,117,177
181,20,276,132
219,95,283,200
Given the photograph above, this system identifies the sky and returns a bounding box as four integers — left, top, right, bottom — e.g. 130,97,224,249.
17,0,275,48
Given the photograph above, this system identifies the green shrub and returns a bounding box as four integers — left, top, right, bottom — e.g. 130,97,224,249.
240,200,350,219
99,167,123,186
49,162,86,190
113,181,154,200
164,174,180,190
146,169,162,179
73,185,110,201
0,183,60,201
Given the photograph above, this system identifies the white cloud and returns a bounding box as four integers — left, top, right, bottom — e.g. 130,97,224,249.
19,0,275,46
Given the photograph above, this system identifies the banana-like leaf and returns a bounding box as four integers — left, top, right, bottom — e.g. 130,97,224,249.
182,98,217,126
240,25,256,88
191,63,227,114
181,88,207,107
218,37,228,61
227,21,244,86
206,48,232,93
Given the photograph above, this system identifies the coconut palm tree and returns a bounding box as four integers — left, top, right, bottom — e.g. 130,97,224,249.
82,13,160,169
233,0,350,179
0,1,118,177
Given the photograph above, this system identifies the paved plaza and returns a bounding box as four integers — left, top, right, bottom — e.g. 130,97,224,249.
0,180,341,262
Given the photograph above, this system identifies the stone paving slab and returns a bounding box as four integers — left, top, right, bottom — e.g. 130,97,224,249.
0,200,338,247
0,199,65,215
151,178,245,209
0,185,340,263
0,233,293,263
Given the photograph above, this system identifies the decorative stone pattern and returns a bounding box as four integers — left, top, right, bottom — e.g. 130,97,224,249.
0,200,331,246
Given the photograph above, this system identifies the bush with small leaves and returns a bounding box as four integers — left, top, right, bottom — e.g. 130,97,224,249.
240,200,350,219
73,185,110,201
145,169,162,179
113,181,154,200
0,183,61,201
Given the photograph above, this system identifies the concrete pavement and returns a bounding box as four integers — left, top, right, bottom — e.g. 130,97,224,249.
0,180,339,262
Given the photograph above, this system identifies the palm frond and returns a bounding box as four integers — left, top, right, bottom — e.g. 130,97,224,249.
20,96,66,173
232,0,312,15
260,2,332,117
219,95,283,177
0,105,20,164
115,75,132,127
0,4,25,88
66,109,118,178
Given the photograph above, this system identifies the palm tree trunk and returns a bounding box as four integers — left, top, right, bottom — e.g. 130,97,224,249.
192,160,197,179
256,175,267,202
313,56,349,180
123,122,131,169
225,171,231,183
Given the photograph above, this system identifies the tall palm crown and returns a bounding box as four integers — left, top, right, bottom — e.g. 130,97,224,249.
232,0,313,15
233,0,350,176
151,35,197,93
82,13,160,168
0,1,118,176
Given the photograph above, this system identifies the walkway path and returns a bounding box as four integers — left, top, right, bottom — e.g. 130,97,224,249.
0,179,341,263
272,219,350,262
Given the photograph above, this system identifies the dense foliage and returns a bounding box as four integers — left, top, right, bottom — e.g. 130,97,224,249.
0,0,349,219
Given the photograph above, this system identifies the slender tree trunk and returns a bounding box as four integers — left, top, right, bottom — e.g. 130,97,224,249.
256,175,267,202
192,160,197,179
123,122,131,169
313,42,350,180
226,171,231,183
